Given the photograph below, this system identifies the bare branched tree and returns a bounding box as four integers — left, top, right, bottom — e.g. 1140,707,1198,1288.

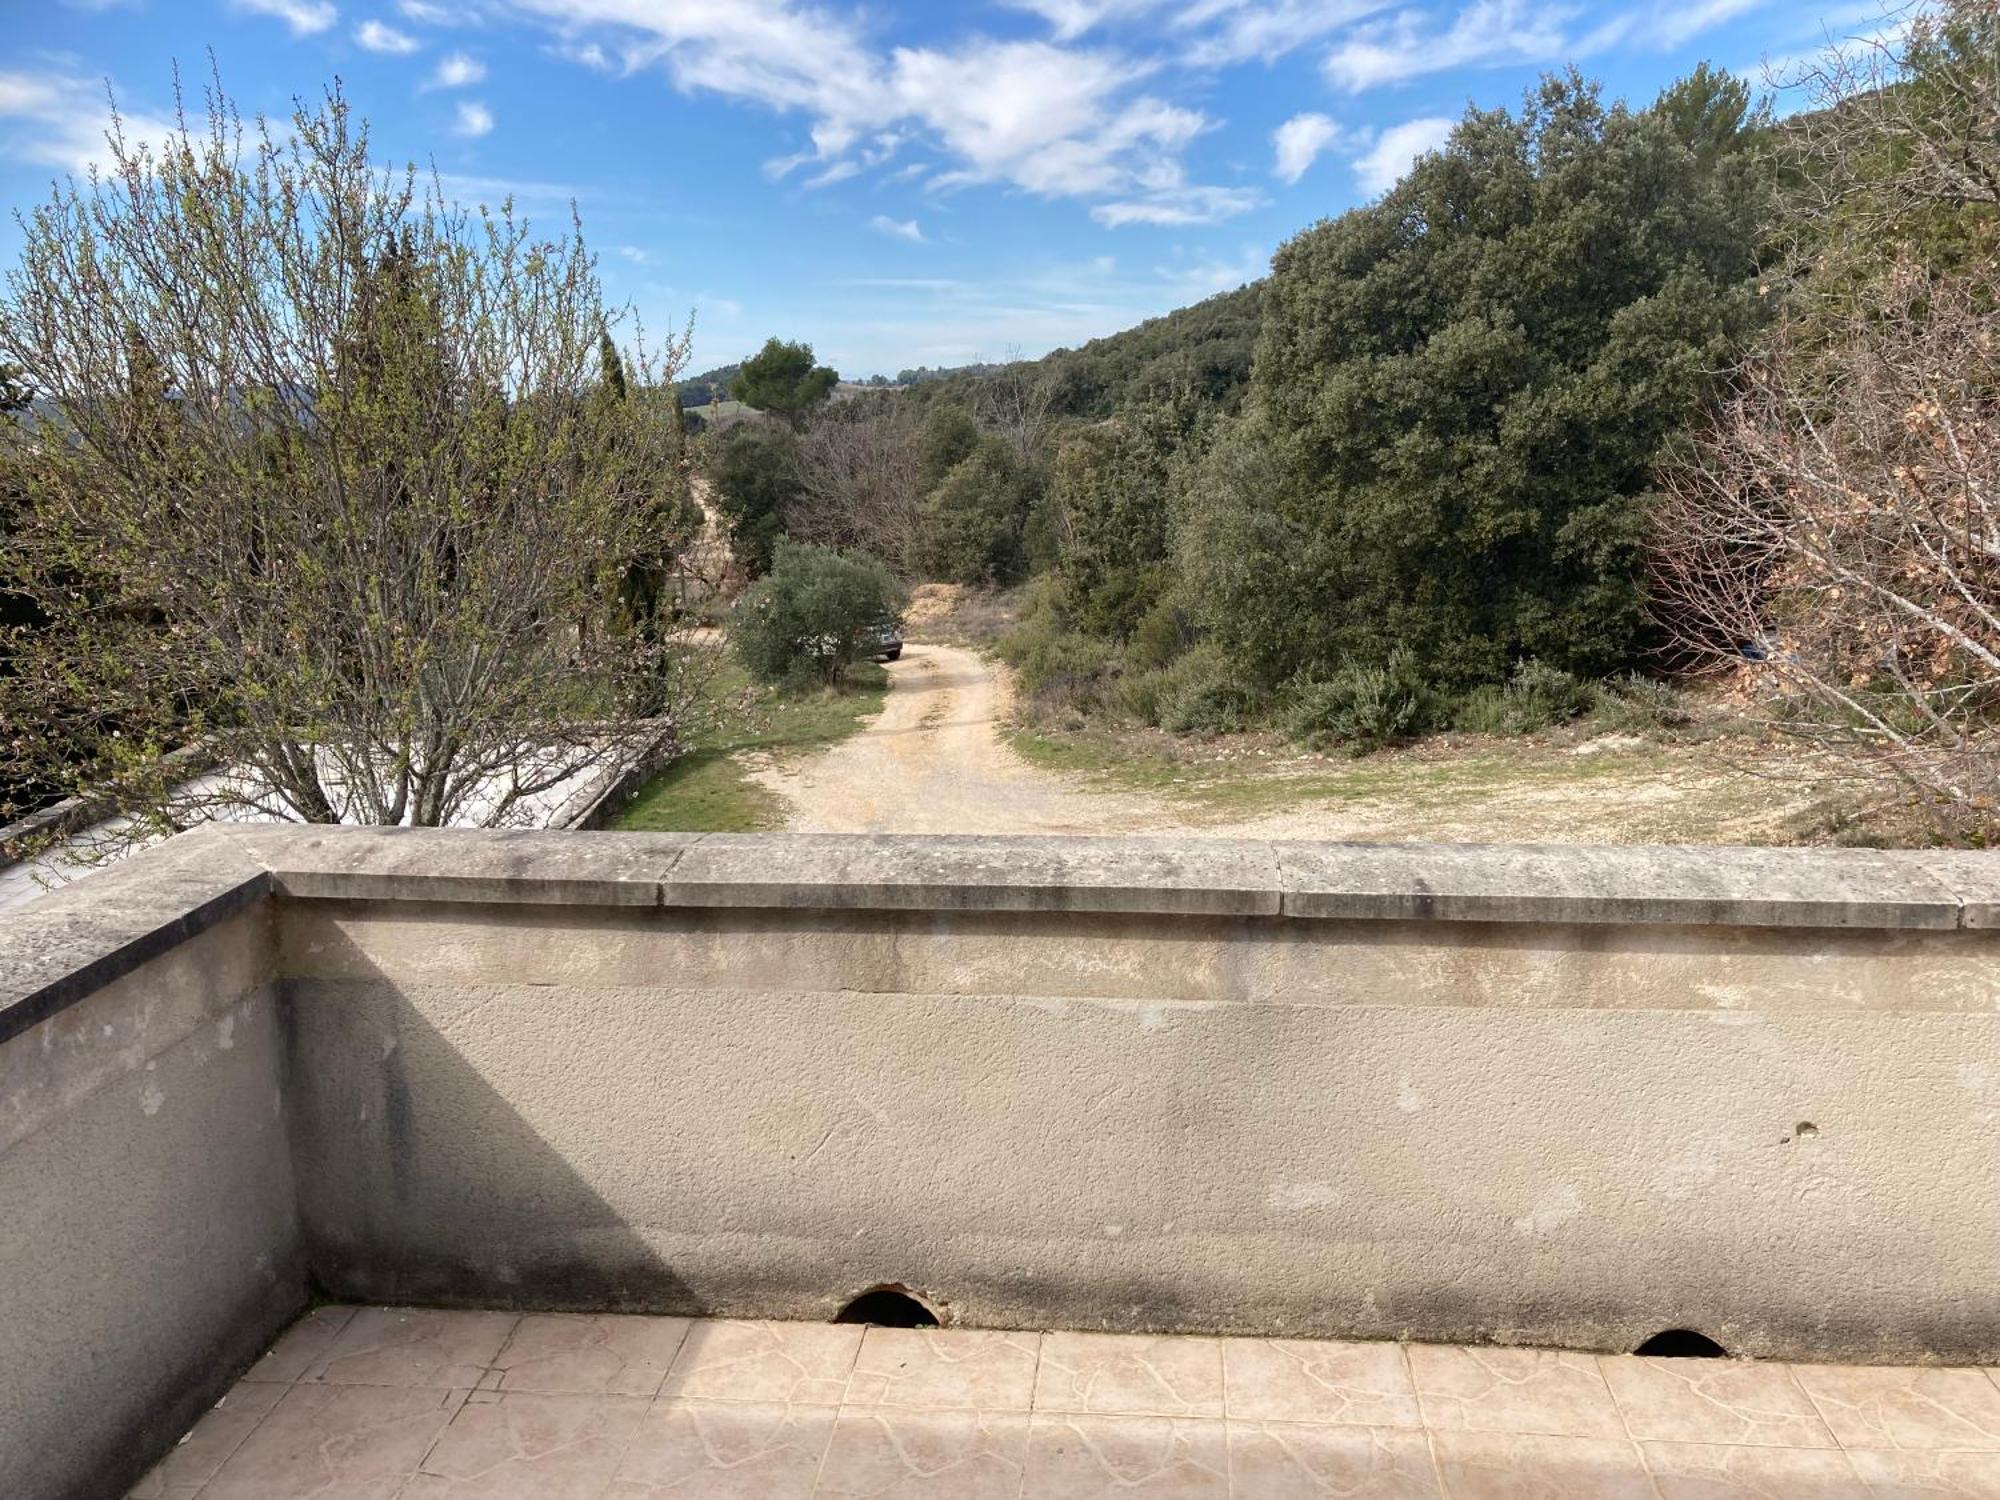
1654,265,2000,834
977,345,1061,470
789,393,927,572
1656,1,2000,838
0,77,708,849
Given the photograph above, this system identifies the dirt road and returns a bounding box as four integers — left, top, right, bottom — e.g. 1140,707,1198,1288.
750,644,1160,833
751,643,1824,842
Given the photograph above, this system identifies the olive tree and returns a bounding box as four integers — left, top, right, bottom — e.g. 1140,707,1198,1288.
0,81,706,842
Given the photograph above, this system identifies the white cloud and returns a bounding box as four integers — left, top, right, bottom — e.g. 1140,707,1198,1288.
356,19,421,52
453,99,495,136
1004,0,1163,39
1325,0,1572,91
1272,111,1339,184
1093,182,1261,226
617,244,652,263
505,2,1256,227
1637,0,1766,49
1177,0,1393,66
869,214,926,242
398,0,464,18
1352,115,1453,193
231,0,339,35
0,71,178,176
430,51,486,88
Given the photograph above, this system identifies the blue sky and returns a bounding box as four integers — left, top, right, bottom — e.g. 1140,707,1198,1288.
4,0,1890,378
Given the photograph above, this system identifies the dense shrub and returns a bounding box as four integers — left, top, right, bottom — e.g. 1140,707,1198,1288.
1154,645,1265,735
1285,650,1443,753
1450,659,1593,734
732,541,906,685
1592,672,1693,733
710,422,801,576
917,437,1036,585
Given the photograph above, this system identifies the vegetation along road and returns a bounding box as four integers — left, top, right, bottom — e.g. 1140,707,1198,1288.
752,642,1828,844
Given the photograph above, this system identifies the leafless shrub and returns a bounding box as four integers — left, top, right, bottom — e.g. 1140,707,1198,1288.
790,393,927,572
1654,262,2000,837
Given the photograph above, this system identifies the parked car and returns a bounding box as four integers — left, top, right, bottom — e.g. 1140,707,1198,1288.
869,618,904,662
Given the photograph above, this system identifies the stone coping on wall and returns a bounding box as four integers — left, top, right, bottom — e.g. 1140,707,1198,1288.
5,823,2000,1047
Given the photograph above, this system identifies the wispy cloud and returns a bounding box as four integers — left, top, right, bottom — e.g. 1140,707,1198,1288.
1272,111,1339,184
453,99,495,136
0,70,178,176
1352,114,1453,193
869,214,926,242
356,19,422,53
230,0,339,36
1325,0,1573,91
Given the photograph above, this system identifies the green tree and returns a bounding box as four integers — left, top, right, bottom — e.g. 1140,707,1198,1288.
1047,391,1209,639
710,422,801,576
917,401,981,486
734,336,838,426
1186,67,1771,690
918,436,1036,585
732,540,906,685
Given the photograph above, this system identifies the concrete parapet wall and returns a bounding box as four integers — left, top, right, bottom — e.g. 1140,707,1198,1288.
4,825,2000,1497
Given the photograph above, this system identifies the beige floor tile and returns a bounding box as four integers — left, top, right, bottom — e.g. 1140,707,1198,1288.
1430,1430,1655,1500
303,1307,518,1389
1602,1356,1836,1447
399,1391,649,1499
1642,1441,1868,1499
126,1382,287,1498
660,1319,862,1405
1035,1331,1227,1418
1024,1413,1229,1497
1794,1367,2000,1453
608,1398,836,1498
1847,1448,2000,1496
197,1382,462,1500
814,1407,1030,1498
1226,1421,1441,1499
492,1313,693,1397
1223,1338,1422,1428
1408,1346,1627,1440
845,1327,1040,1412
241,1305,360,1384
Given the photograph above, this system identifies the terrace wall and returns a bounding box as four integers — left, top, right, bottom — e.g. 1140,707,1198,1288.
3,826,1999,1499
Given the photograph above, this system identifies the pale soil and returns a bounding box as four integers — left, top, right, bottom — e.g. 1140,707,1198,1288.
750,642,1830,842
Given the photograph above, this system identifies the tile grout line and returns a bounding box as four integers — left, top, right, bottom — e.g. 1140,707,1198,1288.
803,1319,872,1497
1595,1351,1669,1500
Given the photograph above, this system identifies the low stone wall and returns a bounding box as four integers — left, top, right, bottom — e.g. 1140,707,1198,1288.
0,836,303,1500
4,825,1999,1498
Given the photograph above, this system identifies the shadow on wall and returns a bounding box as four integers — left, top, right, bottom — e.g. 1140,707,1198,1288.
280,965,710,1315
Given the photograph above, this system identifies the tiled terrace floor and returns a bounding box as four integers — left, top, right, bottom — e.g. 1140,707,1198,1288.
131,1307,2000,1498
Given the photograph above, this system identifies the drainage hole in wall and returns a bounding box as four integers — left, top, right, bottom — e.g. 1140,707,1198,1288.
834,1287,940,1328
1633,1329,1728,1358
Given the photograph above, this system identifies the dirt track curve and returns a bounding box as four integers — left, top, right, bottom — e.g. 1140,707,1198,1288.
749,643,1818,843
750,643,1170,834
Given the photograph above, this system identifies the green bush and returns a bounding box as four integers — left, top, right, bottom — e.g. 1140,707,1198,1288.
1504,658,1594,729
1284,649,1442,753
1155,644,1265,735
731,541,906,686
1125,592,1191,672
1449,659,1594,734
996,611,1120,722
1592,672,1693,733
1450,685,1515,735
